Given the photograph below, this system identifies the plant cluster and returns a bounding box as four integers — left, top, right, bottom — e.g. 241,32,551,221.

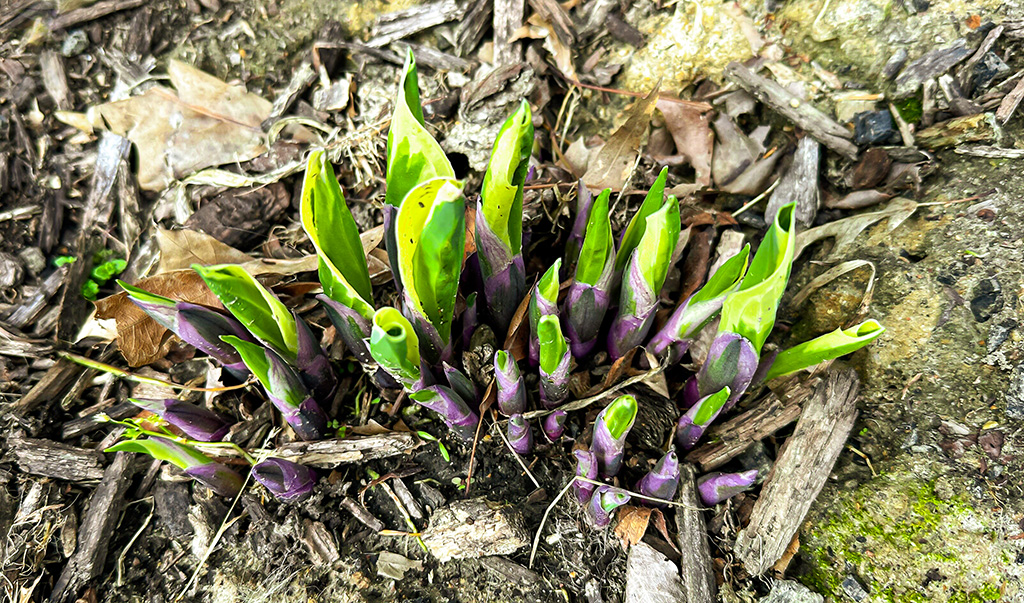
107,51,883,519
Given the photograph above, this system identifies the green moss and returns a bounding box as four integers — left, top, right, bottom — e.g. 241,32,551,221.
893,96,923,124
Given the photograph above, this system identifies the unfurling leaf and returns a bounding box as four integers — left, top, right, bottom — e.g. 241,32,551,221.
193,264,298,360
765,320,885,380
615,166,668,272
300,150,374,320
369,307,422,389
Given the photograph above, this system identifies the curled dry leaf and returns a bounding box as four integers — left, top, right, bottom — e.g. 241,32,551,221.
78,60,309,190
656,99,713,187
615,505,653,547
94,270,220,366
156,228,253,273
582,85,660,191
795,197,918,259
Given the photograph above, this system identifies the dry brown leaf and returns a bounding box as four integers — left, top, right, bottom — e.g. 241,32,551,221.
649,509,680,554
95,270,221,366
657,99,714,187
582,85,660,191
360,225,384,254
614,505,653,547
156,228,254,272
795,197,918,259
84,60,286,190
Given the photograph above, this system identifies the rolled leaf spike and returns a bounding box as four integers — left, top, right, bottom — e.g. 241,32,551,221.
409,386,478,441
118,281,254,379
573,449,599,504
478,99,534,332
537,315,570,408
565,188,615,357
528,259,561,367
494,350,526,416
564,181,594,277
317,294,373,365
636,449,681,506
607,187,681,359
587,485,631,528
697,469,758,505
543,410,568,442
293,311,338,403
252,458,317,502
443,362,478,405
696,332,759,408
675,387,730,450
590,394,638,479
507,414,533,455
385,49,456,286
222,336,328,441
129,398,231,442
647,246,750,363
369,307,424,390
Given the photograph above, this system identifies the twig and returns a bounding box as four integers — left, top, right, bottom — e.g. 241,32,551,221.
116,498,154,586
732,177,781,218
493,416,541,489
522,362,666,419
555,72,712,111
62,353,254,392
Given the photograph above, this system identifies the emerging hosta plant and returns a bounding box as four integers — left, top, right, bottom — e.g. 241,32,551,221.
107,436,243,498
565,189,614,357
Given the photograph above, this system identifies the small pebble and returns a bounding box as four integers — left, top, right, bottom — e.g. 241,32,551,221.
61,30,89,57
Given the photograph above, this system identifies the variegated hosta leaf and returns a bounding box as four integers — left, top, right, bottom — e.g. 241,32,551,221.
719,203,796,353
480,99,533,256
396,178,466,343
300,150,374,320
193,264,297,359
385,49,454,208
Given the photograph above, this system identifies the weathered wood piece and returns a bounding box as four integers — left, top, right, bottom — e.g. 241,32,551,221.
422,498,530,562
40,50,72,111
8,436,105,482
454,0,491,57
685,376,817,472
4,266,68,330
734,369,860,575
996,75,1024,124
625,541,686,603
767,136,820,228
493,0,525,67
50,0,147,30
367,0,464,48
675,463,716,603
394,42,476,73
341,496,385,532
50,452,135,603
480,556,542,586
527,0,575,46
957,25,1004,95
262,61,316,130
894,39,971,99
725,63,858,160
259,433,422,468
915,113,1002,149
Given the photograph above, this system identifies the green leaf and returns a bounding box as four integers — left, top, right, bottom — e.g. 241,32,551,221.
537,260,561,305
106,437,211,470
481,99,533,255
117,280,176,308
221,335,272,385
193,263,298,359
369,307,422,387
385,49,455,208
670,246,750,340
396,178,466,343
615,166,668,272
300,150,374,319
538,315,568,375
719,203,796,353
693,387,730,425
574,189,613,286
602,394,638,440
633,193,680,295
81,279,99,300
54,255,76,267
765,320,885,380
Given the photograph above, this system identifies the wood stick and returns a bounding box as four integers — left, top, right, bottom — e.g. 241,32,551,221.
493,0,525,67
50,0,147,31
725,62,859,160
257,432,422,468
676,463,716,603
50,452,135,602
733,369,860,575
684,377,816,472
8,436,105,482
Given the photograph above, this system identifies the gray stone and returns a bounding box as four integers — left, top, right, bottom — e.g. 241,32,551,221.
0,252,24,290
761,580,824,603
624,542,685,603
17,247,46,276
60,30,89,57
1007,364,1024,420
841,575,869,601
